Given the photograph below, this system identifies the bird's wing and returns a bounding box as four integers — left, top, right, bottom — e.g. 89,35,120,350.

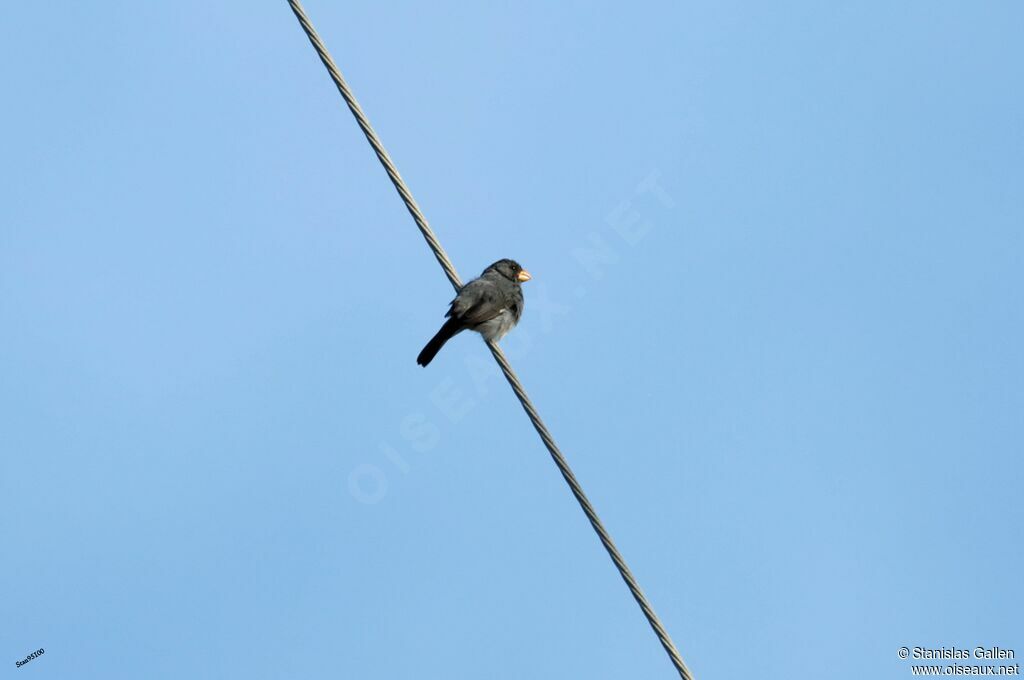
448,278,506,324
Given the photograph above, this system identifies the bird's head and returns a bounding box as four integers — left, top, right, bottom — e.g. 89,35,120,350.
486,259,531,283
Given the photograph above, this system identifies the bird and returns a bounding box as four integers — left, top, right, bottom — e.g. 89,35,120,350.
417,258,531,367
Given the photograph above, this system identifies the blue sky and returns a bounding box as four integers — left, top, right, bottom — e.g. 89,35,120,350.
2,2,1021,678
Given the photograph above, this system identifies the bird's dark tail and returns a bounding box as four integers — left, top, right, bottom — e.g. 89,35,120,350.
417,317,462,367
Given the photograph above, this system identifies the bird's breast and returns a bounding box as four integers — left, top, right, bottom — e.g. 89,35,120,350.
473,308,517,341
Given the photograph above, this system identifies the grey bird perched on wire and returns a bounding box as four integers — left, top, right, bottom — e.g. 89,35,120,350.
417,259,531,366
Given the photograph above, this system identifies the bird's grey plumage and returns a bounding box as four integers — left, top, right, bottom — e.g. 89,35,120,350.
417,259,529,366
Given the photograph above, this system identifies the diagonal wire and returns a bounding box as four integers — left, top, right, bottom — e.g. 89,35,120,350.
285,2,695,678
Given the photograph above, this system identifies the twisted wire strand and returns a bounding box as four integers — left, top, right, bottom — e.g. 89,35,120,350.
286,2,694,677
287,1,462,290
485,342,694,679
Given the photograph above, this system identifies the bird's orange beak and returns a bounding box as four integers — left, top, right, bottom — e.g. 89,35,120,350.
517,269,532,282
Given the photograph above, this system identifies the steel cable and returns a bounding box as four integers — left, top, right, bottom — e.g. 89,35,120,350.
286,2,695,677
